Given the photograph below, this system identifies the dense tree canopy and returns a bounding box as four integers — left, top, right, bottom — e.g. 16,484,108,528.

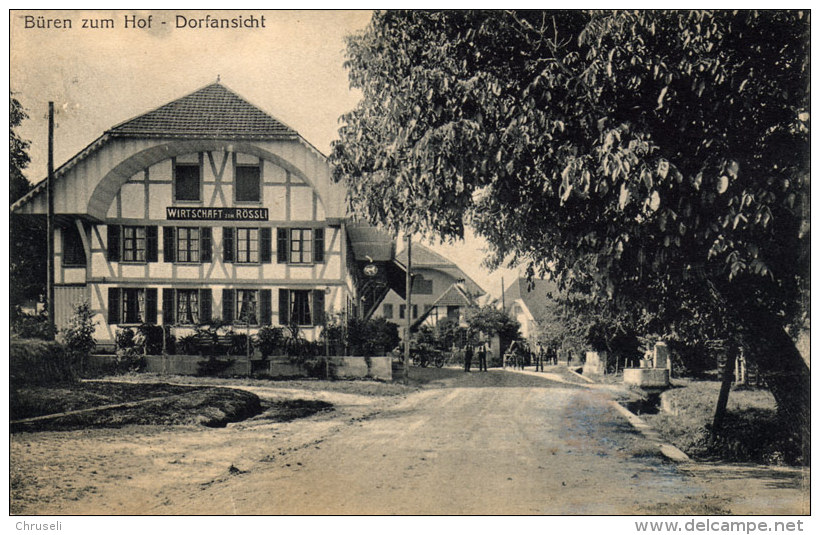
10,92,31,202
331,10,810,448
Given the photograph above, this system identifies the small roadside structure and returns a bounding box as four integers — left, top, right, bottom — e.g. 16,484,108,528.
624,341,671,391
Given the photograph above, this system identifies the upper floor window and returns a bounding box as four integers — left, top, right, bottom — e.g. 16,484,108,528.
162,226,211,264
122,226,146,262
223,227,271,264
108,225,158,263
277,228,324,264
174,162,201,202
236,228,259,263
235,164,261,203
382,303,394,319
290,228,312,264
412,276,434,295
176,227,200,263
62,224,86,267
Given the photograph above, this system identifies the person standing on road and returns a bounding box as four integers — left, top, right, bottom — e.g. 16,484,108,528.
535,343,545,372
464,344,473,372
478,343,488,372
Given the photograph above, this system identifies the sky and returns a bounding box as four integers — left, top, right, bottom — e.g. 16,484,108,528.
8,8,522,300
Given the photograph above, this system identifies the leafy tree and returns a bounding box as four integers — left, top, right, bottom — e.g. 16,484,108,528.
9,92,47,313
10,91,31,202
463,303,521,350
331,10,810,452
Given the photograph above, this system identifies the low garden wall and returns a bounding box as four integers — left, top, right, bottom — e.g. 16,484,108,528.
86,354,392,381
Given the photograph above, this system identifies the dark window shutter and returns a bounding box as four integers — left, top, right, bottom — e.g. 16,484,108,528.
277,228,288,263
312,290,325,326
314,228,325,263
163,227,176,263
108,288,120,325
201,227,212,263
107,225,120,262
223,227,234,263
200,289,212,323
145,226,158,263
146,288,158,324
278,289,289,325
260,227,272,263
162,288,175,325
260,289,272,325
222,289,235,323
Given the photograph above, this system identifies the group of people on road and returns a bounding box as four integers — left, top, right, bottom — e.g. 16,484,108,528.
503,341,560,372
461,340,564,373
463,343,488,372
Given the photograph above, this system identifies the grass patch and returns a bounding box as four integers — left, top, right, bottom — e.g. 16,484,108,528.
10,382,204,420
103,372,416,397
644,380,804,466
10,382,264,432
258,399,334,422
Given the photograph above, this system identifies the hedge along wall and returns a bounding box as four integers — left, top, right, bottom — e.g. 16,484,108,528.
10,339,80,385
134,355,392,380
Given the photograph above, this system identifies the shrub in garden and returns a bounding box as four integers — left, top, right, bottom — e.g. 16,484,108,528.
60,301,97,372
114,327,145,372
11,307,56,340
227,331,251,356
196,356,236,377
255,326,285,357
10,339,77,385
137,323,166,355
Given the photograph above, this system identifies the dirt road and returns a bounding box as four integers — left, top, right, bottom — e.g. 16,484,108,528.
10,368,809,515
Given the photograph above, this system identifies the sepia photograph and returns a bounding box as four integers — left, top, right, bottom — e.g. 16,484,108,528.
7,8,810,523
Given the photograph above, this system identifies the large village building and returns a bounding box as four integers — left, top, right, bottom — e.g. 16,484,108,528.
10,82,413,349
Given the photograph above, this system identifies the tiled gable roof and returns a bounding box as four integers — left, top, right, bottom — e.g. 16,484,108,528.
431,283,473,308
108,82,297,139
395,242,453,268
505,277,559,323
395,242,484,296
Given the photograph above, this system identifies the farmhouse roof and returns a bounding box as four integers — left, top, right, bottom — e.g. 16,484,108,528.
108,82,297,139
504,277,559,322
395,242,484,296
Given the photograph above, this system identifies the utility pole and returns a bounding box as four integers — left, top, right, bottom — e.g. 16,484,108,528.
404,234,412,385
46,102,55,339
501,276,505,368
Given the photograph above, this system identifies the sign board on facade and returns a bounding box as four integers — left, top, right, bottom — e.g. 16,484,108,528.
166,207,269,221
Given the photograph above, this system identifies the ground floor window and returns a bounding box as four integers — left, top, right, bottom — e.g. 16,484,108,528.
122,288,145,324
108,287,157,325
237,289,258,324
176,289,200,325
399,304,418,320
278,289,324,326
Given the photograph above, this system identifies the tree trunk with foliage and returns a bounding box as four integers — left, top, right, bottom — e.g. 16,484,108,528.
331,10,810,451
711,343,735,441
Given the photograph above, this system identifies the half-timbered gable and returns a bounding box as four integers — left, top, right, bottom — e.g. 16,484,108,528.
12,82,355,345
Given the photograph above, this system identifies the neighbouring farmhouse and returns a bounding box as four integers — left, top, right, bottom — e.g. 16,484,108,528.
377,242,484,335
503,277,559,347
10,82,451,353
